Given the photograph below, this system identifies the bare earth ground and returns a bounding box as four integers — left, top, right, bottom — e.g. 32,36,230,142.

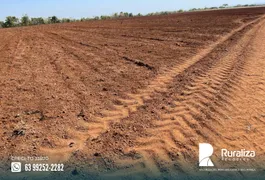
0,7,265,179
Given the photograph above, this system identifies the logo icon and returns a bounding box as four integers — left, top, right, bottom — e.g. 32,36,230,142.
11,162,22,172
199,143,214,167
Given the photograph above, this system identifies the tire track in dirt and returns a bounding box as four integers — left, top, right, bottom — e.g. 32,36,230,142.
25,31,142,162
33,31,149,162
101,16,265,178
39,16,264,164
215,23,265,164
91,16,264,138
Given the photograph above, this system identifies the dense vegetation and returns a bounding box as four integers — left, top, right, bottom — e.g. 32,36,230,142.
0,3,263,28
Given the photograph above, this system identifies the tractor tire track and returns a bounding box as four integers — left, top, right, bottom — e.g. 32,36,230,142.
102,16,265,179
33,16,264,165
93,16,264,139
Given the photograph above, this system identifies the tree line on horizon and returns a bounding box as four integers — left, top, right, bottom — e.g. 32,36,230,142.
0,12,138,28
0,3,262,29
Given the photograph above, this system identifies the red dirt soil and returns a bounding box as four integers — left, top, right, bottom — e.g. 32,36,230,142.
0,7,265,179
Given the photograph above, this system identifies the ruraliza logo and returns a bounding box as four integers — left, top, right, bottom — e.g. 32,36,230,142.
199,143,214,167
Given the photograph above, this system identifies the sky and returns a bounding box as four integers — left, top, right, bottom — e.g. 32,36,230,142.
0,0,264,21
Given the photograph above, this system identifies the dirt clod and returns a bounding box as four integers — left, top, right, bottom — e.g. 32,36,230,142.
12,129,25,137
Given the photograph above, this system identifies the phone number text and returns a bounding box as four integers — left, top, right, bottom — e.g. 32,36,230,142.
24,164,64,172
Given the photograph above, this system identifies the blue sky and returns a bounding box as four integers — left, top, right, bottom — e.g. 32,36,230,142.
0,0,264,21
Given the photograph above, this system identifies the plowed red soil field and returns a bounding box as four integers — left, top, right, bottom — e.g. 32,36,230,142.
1,7,265,180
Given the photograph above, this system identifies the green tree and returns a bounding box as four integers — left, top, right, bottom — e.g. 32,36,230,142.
112,12,119,18
62,18,71,23
100,15,110,20
161,11,169,15
178,9,184,13
3,16,19,27
128,13,133,17
49,16,60,24
119,12,124,17
189,8,197,11
31,17,45,25
21,14,30,26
